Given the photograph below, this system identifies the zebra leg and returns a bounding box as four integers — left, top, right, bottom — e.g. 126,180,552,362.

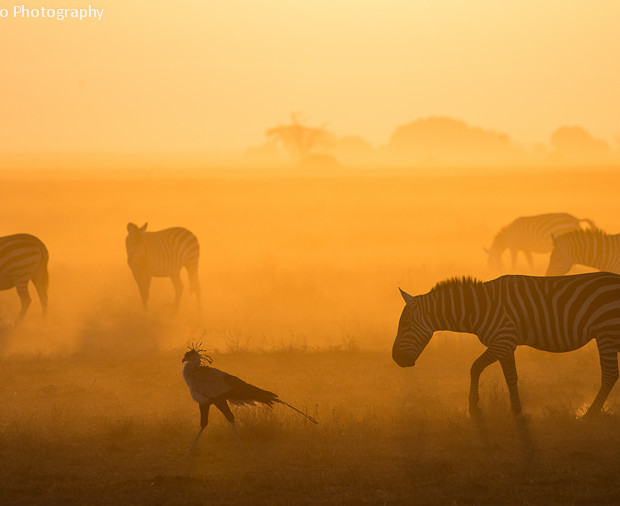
523,251,534,271
469,347,507,415
13,278,32,324
499,352,522,414
137,275,151,309
187,268,201,310
585,339,619,417
171,273,184,311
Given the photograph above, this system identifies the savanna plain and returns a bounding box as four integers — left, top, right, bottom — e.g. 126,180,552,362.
1,167,620,505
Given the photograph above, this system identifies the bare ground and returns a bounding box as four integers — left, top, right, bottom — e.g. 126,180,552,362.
1,168,620,504
1,342,619,505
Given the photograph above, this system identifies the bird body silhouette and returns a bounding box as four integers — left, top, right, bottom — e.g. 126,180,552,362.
182,346,316,455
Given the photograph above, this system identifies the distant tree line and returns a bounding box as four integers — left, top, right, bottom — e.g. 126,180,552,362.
245,115,620,169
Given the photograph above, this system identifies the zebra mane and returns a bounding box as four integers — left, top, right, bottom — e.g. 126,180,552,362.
556,226,612,243
430,276,483,292
493,225,510,241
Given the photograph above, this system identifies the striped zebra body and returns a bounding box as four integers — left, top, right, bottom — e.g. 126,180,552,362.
392,272,620,416
0,234,49,323
487,213,595,270
546,228,620,276
126,223,200,310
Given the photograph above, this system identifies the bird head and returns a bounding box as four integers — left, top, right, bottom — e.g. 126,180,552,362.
182,342,213,366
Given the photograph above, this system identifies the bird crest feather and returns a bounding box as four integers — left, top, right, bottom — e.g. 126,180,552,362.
186,341,213,365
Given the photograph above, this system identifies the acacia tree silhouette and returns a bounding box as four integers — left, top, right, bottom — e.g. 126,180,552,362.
266,113,328,161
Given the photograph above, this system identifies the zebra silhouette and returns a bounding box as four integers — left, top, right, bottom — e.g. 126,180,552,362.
546,228,620,276
0,234,48,323
125,223,200,311
393,272,620,417
485,213,595,270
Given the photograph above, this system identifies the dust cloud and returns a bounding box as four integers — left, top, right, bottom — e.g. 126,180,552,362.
0,165,619,504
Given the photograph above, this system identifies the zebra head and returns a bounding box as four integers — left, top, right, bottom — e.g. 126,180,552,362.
126,222,148,267
127,222,148,235
486,228,508,269
486,244,504,269
545,233,573,276
392,288,433,367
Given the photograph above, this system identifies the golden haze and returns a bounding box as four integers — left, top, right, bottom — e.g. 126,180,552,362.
2,1,620,152
1,168,619,504
3,0,620,503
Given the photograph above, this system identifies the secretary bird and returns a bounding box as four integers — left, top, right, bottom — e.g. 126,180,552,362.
182,344,317,456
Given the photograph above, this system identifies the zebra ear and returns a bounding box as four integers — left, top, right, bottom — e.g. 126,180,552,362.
140,222,148,232
399,288,415,305
127,222,138,233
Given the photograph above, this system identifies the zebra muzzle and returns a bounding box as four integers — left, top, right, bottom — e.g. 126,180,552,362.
392,348,416,367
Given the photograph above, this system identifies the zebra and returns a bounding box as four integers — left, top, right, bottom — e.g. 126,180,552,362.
485,213,595,270
392,272,620,417
125,223,201,311
546,227,620,276
0,234,48,323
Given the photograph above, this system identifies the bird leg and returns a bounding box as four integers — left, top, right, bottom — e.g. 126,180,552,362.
184,426,206,458
185,403,211,457
215,399,244,452
231,421,244,453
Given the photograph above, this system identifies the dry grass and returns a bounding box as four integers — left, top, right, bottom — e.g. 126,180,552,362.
1,345,620,505
1,167,620,504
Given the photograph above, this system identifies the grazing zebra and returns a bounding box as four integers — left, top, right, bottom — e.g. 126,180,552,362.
546,228,620,276
486,213,595,270
0,234,48,323
392,272,620,417
125,223,201,310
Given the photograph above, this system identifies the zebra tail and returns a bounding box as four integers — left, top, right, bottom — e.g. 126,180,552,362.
35,247,50,290
579,218,596,229
40,263,49,291
276,400,318,424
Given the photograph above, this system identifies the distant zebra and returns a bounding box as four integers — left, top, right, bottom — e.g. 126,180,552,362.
125,223,201,310
0,234,48,323
546,228,620,276
393,272,620,417
485,213,595,270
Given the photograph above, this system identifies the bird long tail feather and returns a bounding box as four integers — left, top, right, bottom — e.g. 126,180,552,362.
227,381,279,406
276,400,317,424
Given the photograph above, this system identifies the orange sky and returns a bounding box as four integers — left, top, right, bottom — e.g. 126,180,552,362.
1,0,619,152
